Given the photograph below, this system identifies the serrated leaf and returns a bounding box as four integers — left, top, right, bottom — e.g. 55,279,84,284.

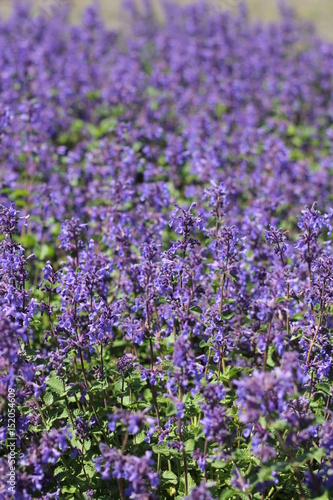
162,470,178,485
84,439,91,452
46,376,65,396
54,465,66,476
62,486,78,494
316,382,330,396
135,431,146,445
166,401,176,417
83,463,95,479
179,473,196,495
152,444,178,457
184,439,195,453
43,392,54,407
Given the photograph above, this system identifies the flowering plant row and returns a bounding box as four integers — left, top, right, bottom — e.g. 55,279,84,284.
1,2,333,499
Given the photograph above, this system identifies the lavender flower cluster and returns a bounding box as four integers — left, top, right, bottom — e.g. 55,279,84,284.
1,1,333,498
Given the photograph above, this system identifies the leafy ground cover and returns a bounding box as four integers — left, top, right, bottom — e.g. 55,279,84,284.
1,2,333,499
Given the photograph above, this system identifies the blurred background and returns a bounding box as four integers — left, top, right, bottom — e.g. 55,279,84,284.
1,0,333,40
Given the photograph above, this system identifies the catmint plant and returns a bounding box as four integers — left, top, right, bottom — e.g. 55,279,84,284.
1,1,333,498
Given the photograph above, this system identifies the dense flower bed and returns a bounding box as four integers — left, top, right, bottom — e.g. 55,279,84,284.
1,1,333,498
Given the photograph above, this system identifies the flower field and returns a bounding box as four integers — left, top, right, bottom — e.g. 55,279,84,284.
1,2,333,499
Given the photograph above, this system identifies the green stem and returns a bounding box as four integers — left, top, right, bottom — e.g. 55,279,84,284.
178,383,188,496
219,274,225,315
307,281,325,364
117,479,126,500
275,430,306,500
204,347,211,382
33,396,47,428
263,315,273,372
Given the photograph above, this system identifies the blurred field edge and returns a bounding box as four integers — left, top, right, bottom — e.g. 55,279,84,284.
1,0,333,40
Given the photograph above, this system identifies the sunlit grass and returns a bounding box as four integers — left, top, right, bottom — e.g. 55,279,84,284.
1,0,333,39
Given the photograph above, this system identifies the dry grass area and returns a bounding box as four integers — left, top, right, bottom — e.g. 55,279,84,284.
1,1,333,40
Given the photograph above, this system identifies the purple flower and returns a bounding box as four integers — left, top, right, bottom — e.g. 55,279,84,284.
95,444,159,497
185,482,215,499
38,428,71,464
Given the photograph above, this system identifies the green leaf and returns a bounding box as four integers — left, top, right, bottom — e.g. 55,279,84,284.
135,431,146,445
85,90,101,100
83,463,95,479
316,382,331,396
166,401,176,417
184,439,195,453
225,366,243,379
275,295,287,304
286,124,296,136
199,340,209,348
84,439,91,452
220,311,235,320
54,465,66,476
21,234,37,247
45,407,69,427
133,141,142,152
191,305,203,313
215,102,228,117
179,473,196,495
40,244,55,260
152,444,178,457
54,465,67,482
162,470,178,485
43,392,54,407
295,447,325,465
46,375,65,396
291,313,304,321
258,466,279,482
12,189,29,200
62,486,78,494
220,488,238,500
271,419,288,431
210,459,226,469
312,492,330,500
220,489,249,500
